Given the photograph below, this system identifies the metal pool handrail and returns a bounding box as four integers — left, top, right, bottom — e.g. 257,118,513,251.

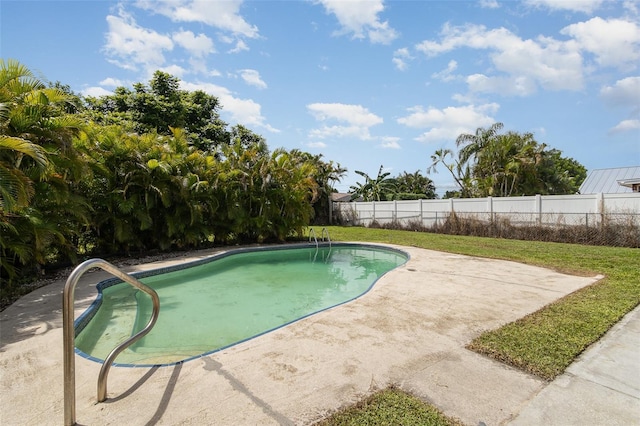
308,227,331,247
63,259,160,426
321,227,331,249
308,227,318,247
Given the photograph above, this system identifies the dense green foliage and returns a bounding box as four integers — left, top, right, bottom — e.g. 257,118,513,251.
428,123,586,198
0,60,342,296
391,170,438,200
84,71,229,152
1,59,88,281
350,166,437,201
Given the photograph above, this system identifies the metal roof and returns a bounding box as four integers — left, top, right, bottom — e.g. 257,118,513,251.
579,166,640,194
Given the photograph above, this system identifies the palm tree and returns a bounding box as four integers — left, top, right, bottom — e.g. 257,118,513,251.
427,148,475,198
285,151,346,224
0,60,51,212
392,170,437,199
0,136,48,211
0,59,86,282
456,122,504,165
350,166,395,201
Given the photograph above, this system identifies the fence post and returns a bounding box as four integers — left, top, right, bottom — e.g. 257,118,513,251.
372,201,376,223
394,200,397,222
597,192,605,228
449,197,455,225
536,194,542,226
420,199,424,225
488,196,493,225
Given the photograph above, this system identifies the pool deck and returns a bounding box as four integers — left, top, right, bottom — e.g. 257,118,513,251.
1,243,638,425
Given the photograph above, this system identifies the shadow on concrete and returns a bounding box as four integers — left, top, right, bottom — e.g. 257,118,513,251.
105,366,162,403
203,358,294,425
103,363,183,425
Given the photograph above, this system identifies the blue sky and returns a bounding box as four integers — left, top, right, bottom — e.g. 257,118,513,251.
2,0,639,194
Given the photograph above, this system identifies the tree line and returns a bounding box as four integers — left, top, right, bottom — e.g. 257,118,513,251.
350,123,585,201
0,60,345,294
429,122,586,198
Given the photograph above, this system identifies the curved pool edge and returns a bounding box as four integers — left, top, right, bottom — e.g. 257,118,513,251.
74,242,410,368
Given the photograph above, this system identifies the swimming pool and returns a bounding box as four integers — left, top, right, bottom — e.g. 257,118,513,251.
74,243,408,366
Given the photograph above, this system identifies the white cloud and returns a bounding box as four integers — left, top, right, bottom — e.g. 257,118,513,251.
524,0,606,13
238,69,267,89
156,64,187,78
561,17,640,71
316,0,398,44
601,76,640,134
81,86,113,97
367,20,398,44
608,119,640,134
625,1,639,15
104,8,174,70
397,103,499,143
181,81,278,132
307,103,383,140
134,0,259,38
103,5,249,77
99,77,126,87
392,57,408,71
479,0,500,9
308,103,383,126
309,124,373,140
600,76,640,107
415,23,584,94
432,60,458,82
172,30,215,57
228,39,249,54
380,137,401,149
466,73,538,96
393,47,413,71
307,141,328,149
189,58,220,76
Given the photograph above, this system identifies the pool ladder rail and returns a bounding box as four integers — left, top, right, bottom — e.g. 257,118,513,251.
308,227,331,262
63,259,161,426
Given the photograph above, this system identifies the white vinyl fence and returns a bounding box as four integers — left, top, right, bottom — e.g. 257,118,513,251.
333,193,640,229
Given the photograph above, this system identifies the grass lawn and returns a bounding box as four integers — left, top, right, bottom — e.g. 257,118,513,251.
317,226,639,425
316,386,464,426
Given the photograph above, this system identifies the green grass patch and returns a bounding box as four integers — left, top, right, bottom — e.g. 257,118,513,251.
316,386,463,426
323,226,640,380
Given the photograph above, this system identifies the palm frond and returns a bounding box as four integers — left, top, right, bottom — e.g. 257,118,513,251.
0,135,49,168
0,163,34,211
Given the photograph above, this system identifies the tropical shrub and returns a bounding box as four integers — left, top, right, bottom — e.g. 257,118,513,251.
1,61,340,301
0,59,87,288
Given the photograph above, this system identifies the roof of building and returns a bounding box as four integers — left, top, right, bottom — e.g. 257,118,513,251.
579,166,640,194
331,193,352,202
331,192,363,202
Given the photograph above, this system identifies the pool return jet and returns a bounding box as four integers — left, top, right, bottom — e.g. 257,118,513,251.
62,259,161,426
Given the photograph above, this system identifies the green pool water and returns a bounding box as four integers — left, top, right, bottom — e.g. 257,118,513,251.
75,244,407,366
